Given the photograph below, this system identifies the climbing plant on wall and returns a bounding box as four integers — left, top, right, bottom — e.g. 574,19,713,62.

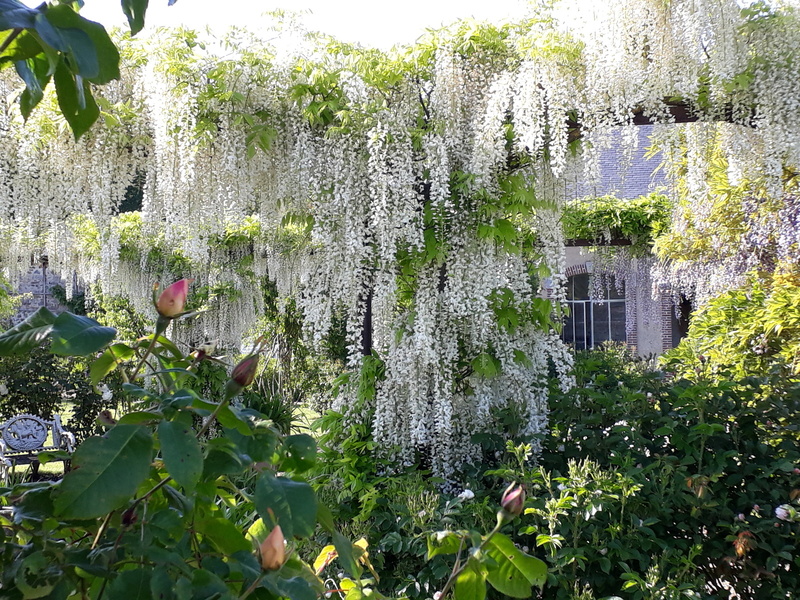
2,0,800,478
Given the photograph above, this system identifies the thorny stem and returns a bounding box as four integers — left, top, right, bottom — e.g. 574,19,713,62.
0,29,22,54
91,511,115,550
130,475,172,512
240,572,267,599
437,517,507,599
196,397,232,439
129,317,169,381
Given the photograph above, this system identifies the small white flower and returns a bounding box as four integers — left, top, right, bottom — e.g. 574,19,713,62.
0,382,7,395
458,489,475,501
557,483,567,491
775,505,791,521
599,548,608,555
434,593,442,600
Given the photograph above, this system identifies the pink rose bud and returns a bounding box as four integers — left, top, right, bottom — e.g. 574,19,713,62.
224,354,260,399
500,483,526,517
793,468,800,475
232,354,260,387
259,525,285,571
155,279,193,318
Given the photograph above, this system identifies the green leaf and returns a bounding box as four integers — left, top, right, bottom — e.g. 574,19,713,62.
44,4,119,83
513,349,532,368
0,29,45,67
50,311,116,356
15,55,50,119
254,473,317,540
121,0,149,36
216,404,252,435
472,352,501,377
332,531,361,579
123,383,160,403
53,56,99,139
189,569,228,599
455,559,488,600
485,533,547,597
0,306,56,355
195,516,251,555
39,9,98,79
427,531,462,558
37,449,70,464
246,517,269,545
54,424,153,519
150,567,175,600
117,411,163,425
14,551,58,598
495,218,517,241
316,502,335,534
158,420,202,492
90,342,135,385
281,434,317,473
0,0,38,30
108,568,152,600
202,442,246,479
271,576,317,600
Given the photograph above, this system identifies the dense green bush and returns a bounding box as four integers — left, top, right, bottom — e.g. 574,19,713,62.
520,346,800,599
309,345,800,599
0,291,546,600
0,347,115,442
664,271,800,384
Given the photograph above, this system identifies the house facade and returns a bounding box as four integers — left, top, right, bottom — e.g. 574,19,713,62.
556,126,687,356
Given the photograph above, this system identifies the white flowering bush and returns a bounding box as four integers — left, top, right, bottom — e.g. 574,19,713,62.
2,0,800,477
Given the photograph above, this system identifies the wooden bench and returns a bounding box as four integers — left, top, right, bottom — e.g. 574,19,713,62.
0,414,75,481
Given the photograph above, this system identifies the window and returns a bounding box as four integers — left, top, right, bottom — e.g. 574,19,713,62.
562,273,626,349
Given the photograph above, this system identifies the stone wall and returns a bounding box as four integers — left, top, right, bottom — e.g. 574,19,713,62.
11,263,69,325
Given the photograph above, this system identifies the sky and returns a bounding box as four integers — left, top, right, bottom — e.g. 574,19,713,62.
73,0,528,49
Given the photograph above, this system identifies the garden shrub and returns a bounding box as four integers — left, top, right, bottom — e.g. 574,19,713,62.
664,271,800,383
0,347,115,442
302,343,800,599
0,291,546,600
519,347,800,599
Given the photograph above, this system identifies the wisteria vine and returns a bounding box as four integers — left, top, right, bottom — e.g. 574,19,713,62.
1,0,799,478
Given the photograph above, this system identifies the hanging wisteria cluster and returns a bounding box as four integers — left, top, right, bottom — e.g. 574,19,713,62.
1,0,799,478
